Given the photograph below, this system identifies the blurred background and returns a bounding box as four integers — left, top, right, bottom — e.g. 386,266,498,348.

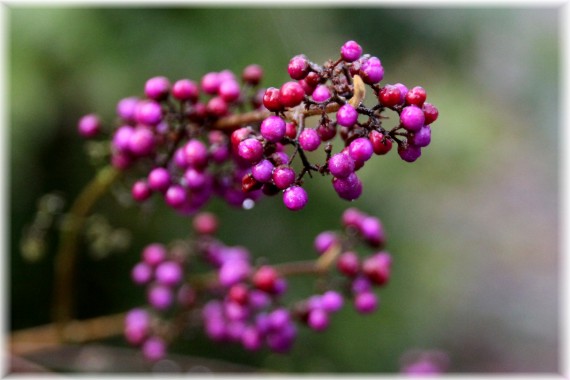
8,6,560,373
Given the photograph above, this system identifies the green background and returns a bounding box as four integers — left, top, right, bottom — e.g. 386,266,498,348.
8,6,560,373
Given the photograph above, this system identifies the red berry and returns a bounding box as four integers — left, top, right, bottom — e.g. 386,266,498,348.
422,102,439,125
369,130,393,155
242,172,263,192
252,265,278,293
229,284,249,305
279,81,305,108
362,252,391,285
305,71,321,88
379,85,403,108
231,127,252,149
263,87,283,112
285,122,297,139
288,54,309,80
405,86,427,107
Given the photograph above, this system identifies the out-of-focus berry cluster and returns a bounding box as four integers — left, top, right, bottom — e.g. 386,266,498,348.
124,207,392,361
77,40,438,213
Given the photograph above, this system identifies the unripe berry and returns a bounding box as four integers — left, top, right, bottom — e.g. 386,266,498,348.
298,128,321,151
400,106,425,132
369,130,393,155
144,76,170,100
340,40,363,62
288,54,310,80
283,186,308,211
336,104,358,127
394,83,409,102
229,283,249,305
172,79,199,101
242,64,263,85
317,122,337,141
262,87,283,112
305,71,321,87
279,81,305,108
405,86,427,107
260,115,286,143
362,252,391,285
253,265,278,293
285,122,297,139
77,114,100,138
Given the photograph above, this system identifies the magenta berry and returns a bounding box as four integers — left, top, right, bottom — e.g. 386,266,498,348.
131,262,153,285
260,115,286,143
321,290,343,313
348,137,374,163
359,56,384,84
400,106,425,132
288,54,310,80
148,284,173,310
218,79,241,102
283,186,308,211
184,139,209,169
144,76,170,100
238,138,264,163
206,96,228,117
134,100,162,126
165,185,187,208
128,127,155,156
311,84,331,102
78,114,100,138
308,308,329,331
340,40,363,62
142,243,167,267
313,231,338,255
155,261,183,286
279,81,305,108
328,152,354,179
354,291,378,314
298,128,321,151
192,212,218,235
242,64,263,85
398,143,422,162
332,172,362,201
336,104,358,127
142,336,167,361
337,251,360,277
147,167,171,192
252,159,274,183
116,97,139,122
172,79,199,101
272,165,296,189
201,72,221,94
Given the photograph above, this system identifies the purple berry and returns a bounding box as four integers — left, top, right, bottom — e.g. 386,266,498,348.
155,261,183,286
288,54,309,80
165,185,187,208
112,126,134,152
336,104,358,127
321,290,344,313
172,79,199,101
354,291,378,314
183,168,207,190
142,243,167,267
78,114,100,138
308,308,329,331
219,258,251,287
252,159,274,183
268,308,291,331
283,186,308,211
238,138,264,163
260,116,286,143
131,180,152,202
134,100,162,126
148,284,173,310
360,216,385,247
298,128,321,151
142,336,166,361
411,126,431,147
131,262,153,285
242,326,262,351
311,84,331,102
147,167,171,192
116,97,139,122
206,96,228,117
398,143,422,162
348,137,374,163
184,139,209,169
201,72,220,94
144,76,170,100
314,231,338,255
328,152,355,179
340,40,363,62
332,172,362,201
272,165,295,189
128,127,155,156
400,106,425,132
359,56,384,84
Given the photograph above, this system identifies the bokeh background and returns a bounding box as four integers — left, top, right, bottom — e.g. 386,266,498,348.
8,6,560,373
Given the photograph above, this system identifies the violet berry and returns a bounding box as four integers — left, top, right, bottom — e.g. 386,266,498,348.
348,137,374,163
400,106,425,132
144,76,170,100
288,54,310,80
398,143,422,163
332,172,363,201
238,138,264,163
359,56,384,84
260,115,286,143
279,81,305,108
252,159,274,183
321,290,344,313
77,114,100,138
134,100,162,126
142,243,167,267
272,165,296,189
142,336,167,361
147,167,171,192
336,104,358,127
411,126,432,147
148,284,173,310
340,40,363,62
298,128,321,151
131,262,153,285
308,308,329,331
283,186,308,211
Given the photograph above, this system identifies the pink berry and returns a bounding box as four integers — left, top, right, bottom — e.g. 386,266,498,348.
400,106,425,132
172,79,199,101
77,114,100,138
340,40,363,62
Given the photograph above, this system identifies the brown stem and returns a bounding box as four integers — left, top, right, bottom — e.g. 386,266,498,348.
52,166,121,336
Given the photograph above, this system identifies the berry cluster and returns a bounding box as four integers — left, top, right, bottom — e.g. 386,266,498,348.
78,40,438,213
124,208,392,360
